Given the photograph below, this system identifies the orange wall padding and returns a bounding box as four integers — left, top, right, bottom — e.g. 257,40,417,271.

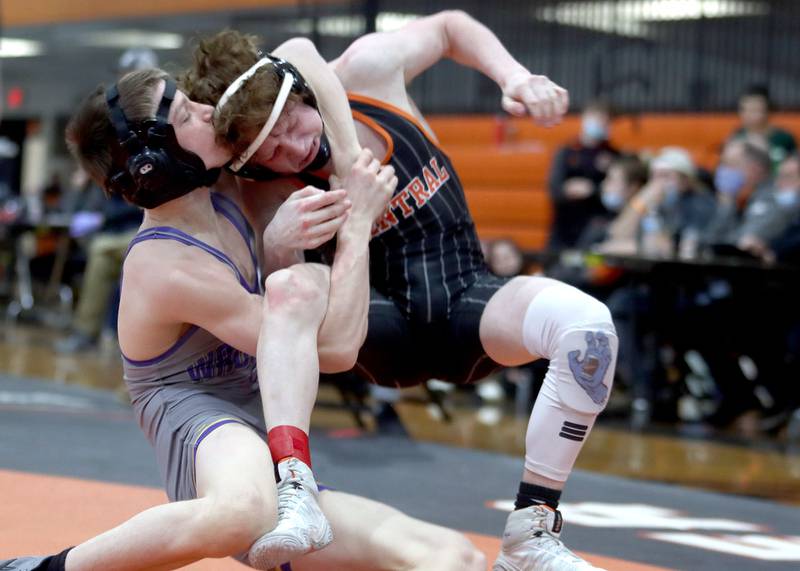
427,113,800,249
1,0,343,26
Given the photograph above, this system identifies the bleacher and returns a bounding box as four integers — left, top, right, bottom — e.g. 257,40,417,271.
427,113,800,250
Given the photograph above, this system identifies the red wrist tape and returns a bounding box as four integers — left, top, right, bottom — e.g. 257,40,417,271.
267,425,311,467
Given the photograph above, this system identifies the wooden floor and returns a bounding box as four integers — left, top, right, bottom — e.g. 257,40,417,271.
2,322,799,507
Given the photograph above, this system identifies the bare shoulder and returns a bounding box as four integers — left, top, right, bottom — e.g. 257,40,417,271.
331,33,406,103
122,240,228,307
333,32,401,75
119,239,239,359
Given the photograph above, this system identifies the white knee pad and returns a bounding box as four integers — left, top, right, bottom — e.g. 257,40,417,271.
522,285,617,414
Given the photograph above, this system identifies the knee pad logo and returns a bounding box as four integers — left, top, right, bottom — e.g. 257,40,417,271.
567,331,612,405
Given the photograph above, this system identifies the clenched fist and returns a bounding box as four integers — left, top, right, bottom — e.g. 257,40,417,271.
502,72,569,128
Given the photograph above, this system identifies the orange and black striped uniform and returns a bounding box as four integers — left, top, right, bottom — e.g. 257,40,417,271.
315,95,510,387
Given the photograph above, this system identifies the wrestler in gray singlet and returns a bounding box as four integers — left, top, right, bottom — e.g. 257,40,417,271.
123,192,265,502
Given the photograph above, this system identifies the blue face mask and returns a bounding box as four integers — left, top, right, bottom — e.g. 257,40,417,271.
601,192,625,212
582,118,608,143
714,166,746,197
775,190,799,208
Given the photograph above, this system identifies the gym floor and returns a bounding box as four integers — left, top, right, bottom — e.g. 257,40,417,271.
1,324,799,569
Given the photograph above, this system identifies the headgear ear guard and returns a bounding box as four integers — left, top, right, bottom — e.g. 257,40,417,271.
215,54,332,181
105,78,221,209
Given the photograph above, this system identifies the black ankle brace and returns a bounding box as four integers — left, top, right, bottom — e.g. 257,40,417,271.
514,482,562,510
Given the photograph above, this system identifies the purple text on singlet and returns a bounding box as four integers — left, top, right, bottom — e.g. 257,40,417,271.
187,344,256,381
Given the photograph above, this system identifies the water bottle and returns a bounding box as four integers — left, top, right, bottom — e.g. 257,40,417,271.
678,227,701,260
639,211,673,258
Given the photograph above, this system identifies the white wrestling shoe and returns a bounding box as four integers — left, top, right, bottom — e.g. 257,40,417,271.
493,505,606,571
247,458,333,570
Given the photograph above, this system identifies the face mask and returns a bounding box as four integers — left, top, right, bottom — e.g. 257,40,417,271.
601,192,625,212
714,165,746,197
775,189,799,208
582,117,608,143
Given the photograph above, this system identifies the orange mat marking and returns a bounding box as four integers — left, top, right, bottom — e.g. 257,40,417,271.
0,469,673,570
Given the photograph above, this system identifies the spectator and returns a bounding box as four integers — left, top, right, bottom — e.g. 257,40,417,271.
679,145,800,428
547,155,647,295
599,150,713,424
705,139,790,249
738,153,800,260
579,154,648,251
56,173,142,353
601,147,714,259
729,84,796,170
547,100,619,250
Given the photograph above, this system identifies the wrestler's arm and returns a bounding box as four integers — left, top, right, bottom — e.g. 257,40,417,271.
241,173,373,373
262,40,395,372
259,153,393,373
127,242,365,375
334,10,568,124
127,254,264,357
239,168,377,374
273,37,361,176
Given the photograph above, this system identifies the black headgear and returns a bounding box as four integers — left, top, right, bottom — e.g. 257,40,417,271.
105,78,221,209
225,55,332,182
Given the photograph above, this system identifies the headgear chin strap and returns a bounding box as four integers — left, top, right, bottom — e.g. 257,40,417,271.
105,78,221,209
215,54,331,181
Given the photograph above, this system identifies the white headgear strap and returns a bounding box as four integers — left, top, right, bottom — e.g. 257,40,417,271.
214,56,294,172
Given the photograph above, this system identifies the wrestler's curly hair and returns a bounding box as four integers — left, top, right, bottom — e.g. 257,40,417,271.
180,30,302,157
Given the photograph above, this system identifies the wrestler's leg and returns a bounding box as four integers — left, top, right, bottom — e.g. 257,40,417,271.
480,276,617,570
61,423,276,571
291,491,486,571
249,263,334,569
259,263,329,454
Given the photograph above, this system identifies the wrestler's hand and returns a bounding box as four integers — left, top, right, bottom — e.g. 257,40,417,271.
332,148,397,225
501,72,569,127
262,186,351,251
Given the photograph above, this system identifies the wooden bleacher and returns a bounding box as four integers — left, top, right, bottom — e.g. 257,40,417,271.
426,113,800,250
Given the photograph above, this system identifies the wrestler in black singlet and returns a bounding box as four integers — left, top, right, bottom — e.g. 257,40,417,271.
311,94,510,387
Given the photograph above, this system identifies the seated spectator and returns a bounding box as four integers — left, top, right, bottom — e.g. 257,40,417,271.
547,155,646,293
600,147,714,259
737,153,800,260
547,100,619,250
594,150,713,424
56,176,142,353
729,84,797,170
678,145,800,429
705,139,794,251
577,154,648,251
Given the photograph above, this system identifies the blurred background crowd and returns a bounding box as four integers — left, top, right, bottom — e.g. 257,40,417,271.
1,0,799,445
